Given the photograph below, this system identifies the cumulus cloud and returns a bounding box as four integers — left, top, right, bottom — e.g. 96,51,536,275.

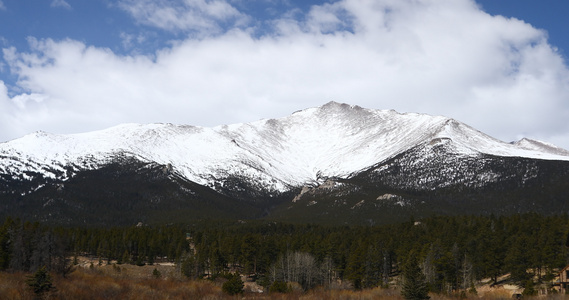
1,0,569,149
51,0,72,10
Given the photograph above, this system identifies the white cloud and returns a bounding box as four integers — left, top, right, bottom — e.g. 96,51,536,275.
119,31,153,51
50,0,72,10
0,1,5,10
2,0,569,150
117,0,249,35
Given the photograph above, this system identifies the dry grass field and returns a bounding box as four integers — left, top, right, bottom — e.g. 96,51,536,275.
0,259,564,300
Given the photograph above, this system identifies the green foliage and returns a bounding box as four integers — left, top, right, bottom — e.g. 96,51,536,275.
152,268,161,278
1,213,569,295
522,280,537,296
257,275,271,290
26,266,55,298
222,273,244,295
0,218,12,270
269,280,289,293
121,250,130,265
135,255,145,266
181,253,197,279
401,255,430,300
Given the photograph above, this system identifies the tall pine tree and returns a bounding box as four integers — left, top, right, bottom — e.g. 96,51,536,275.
402,255,430,300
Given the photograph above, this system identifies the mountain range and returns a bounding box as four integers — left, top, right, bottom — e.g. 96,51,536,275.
1,102,569,225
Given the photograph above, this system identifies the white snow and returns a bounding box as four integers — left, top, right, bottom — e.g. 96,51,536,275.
1,102,569,192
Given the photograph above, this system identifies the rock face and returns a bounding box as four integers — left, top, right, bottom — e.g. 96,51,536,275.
1,102,569,225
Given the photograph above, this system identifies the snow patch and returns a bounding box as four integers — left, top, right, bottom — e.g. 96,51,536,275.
351,200,365,209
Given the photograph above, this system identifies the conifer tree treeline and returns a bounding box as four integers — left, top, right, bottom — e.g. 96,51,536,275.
0,213,568,294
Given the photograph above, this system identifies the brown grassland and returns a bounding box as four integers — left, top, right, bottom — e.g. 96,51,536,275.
0,261,567,300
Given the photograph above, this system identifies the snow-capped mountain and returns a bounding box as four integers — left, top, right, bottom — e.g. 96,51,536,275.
2,102,569,225
2,101,568,189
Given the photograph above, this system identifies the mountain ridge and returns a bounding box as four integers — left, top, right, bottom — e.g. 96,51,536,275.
2,101,568,190
2,101,569,225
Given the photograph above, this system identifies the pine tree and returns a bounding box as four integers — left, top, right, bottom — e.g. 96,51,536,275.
522,280,537,296
121,250,130,265
181,252,197,279
222,273,244,295
152,268,161,278
26,266,55,299
0,220,11,270
402,256,430,300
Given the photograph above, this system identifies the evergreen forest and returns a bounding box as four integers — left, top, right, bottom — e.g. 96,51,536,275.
1,213,568,297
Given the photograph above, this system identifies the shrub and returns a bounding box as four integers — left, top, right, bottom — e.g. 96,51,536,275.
152,268,161,278
269,280,289,293
222,273,243,295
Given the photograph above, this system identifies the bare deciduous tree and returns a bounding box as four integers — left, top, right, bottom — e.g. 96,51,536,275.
269,251,335,290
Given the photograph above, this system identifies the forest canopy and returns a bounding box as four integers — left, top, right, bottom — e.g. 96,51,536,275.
0,213,568,294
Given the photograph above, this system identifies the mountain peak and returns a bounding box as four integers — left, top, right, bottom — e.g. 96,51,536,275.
512,138,569,156
292,101,366,116
320,101,362,111
3,103,569,226
2,103,569,194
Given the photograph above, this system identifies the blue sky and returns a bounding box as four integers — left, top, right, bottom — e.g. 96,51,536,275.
478,0,569,58
1,0,569,150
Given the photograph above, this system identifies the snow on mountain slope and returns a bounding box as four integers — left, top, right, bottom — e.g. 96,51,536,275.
1,102,569,192
511,138,569,156
219,103,456,184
